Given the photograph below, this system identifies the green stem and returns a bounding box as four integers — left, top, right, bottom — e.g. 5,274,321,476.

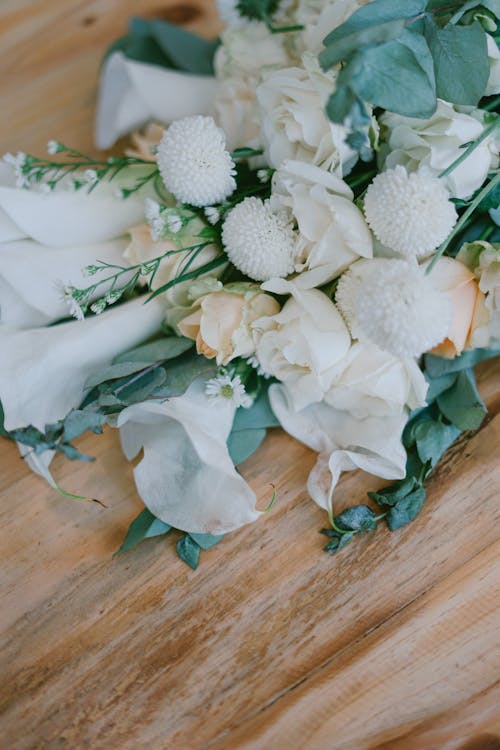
439,118,500,180
427,172,500,274
483,95,500,112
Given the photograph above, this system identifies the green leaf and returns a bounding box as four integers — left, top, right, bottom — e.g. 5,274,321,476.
348,31,436,117
227,428,267,466
115,508,172,555
335,505,378,532
386,488,426,531
84,361,153,390
237,0,280,21
413,419,462,467
324,532,355,554
151,352,217,399
323,0,427,46
424,347,500,378
232,390,280,431
62,410,106,443
424,372,458,402
113,336,193,365
118,367,167,404
176,535,201,569
437,369,487,430
424,18,489,105
188,533,224,550
449,0,500,24
368,475,420,507
56,443,94,462
106,17,218,75
320,18,406,69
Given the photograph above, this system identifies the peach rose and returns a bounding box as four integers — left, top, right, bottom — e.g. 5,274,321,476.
428,256,487,358
178,284,280,366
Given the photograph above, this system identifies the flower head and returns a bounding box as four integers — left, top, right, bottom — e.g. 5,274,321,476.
336,258,452,359
54,280,85,321
157,116,236,207
222,197,296,281
205,373,252,408
364,166,457,259
3,151,28,188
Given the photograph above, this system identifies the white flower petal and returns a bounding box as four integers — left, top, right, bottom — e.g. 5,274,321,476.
0,237,128,326
95,52,217,149
117,379,260,535
0,296,165,431
269,383,407,515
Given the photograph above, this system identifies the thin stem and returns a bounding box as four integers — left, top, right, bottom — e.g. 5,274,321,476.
427,172,500,274
439,118,500,180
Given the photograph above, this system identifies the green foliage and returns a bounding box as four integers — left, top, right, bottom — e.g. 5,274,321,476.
321,505,380,554
115,509,172,555
106,17,219,75
237,0,280,20
437,369,487,430
228,428,267,465
320,0,492,142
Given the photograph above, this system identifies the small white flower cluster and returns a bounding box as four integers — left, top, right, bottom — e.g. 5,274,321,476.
205,372,252,408
3,151,28,188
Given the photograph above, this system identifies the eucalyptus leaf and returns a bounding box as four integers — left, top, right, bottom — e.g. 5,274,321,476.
449,0,500,24
320,18,406,69
324,532,355,554
335,505,378,532
424,347,500,378
62,410,107,443
232,390,280,432
176,535,201,570
228,428,267,466
413,419,462,466
323,0,427,46
151,352,217,399
386,488,426,531
118,367,167,404
115,508,172,555
113,336,193,365
424,18,489,105
85,361,153,390
368,475,420,507
424,372,458,402
188,532,224,550
437,369,487,430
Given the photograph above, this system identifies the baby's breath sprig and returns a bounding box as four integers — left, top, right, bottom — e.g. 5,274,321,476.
3,140,159,196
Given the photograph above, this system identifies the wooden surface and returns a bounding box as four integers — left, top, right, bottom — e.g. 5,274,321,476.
1,2,500,749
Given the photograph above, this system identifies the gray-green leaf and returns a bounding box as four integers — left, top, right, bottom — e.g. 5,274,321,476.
437,369,487,431
115,508,172,555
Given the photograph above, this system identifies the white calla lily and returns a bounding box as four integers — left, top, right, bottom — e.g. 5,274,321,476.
269,383,407,516
95,52,217,149
0,296,165,432
117,378,260,535
0,237,128,326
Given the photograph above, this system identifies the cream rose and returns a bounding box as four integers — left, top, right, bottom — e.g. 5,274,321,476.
254,279,351,411
427,256,488,358
177,283,280,366
379,100,499,199
124,224,222,308
456,241,500,345
256,54,358,175
214,22,290,80
271,159,373,288
297,0,370,54
213,77,262,152
325,342,428,419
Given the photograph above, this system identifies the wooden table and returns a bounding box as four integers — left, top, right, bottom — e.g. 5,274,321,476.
1,2,499,748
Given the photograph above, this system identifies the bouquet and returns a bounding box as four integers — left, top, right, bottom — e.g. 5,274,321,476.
1,0,499,568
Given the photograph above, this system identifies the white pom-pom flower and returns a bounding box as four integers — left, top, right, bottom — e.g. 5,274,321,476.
222,197,296,281
336,258,453,359
157,116,236,207
364,166,457,259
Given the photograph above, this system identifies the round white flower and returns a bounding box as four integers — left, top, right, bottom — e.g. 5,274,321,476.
255,279,351,411
205,373,252,408
379,100,499,200
222,197,297,281
256,54,358,175
157,116,236,207
364,166,457,259
271,159,373,287
336,258,453,359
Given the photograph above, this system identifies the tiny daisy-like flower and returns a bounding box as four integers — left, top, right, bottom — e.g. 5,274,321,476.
257,169,271,184
3,151,28,187
364,166,457,259
205,373,253,408
84,168,99,185
145,198,161,221
166,214,183,234
336,258,452,359
47,140,61,155
222,197,296,282
205,206,220,225
246,355,272,379
54,280,85,321
157,116,236,207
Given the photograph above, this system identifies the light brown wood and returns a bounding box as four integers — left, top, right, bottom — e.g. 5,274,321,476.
1,3,500,749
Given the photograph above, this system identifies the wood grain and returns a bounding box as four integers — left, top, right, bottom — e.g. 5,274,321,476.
1,3,500,749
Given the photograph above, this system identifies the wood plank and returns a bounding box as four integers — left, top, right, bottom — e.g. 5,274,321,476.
0,2,499,749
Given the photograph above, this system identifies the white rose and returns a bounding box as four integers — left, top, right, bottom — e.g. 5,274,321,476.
214,22,290,80
297,0,370,53
379,99,499,199
213,76,262,152
256,54,358,175
486,34,500,96
325,342,428,419
254,279,351,411
271,159,373,288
